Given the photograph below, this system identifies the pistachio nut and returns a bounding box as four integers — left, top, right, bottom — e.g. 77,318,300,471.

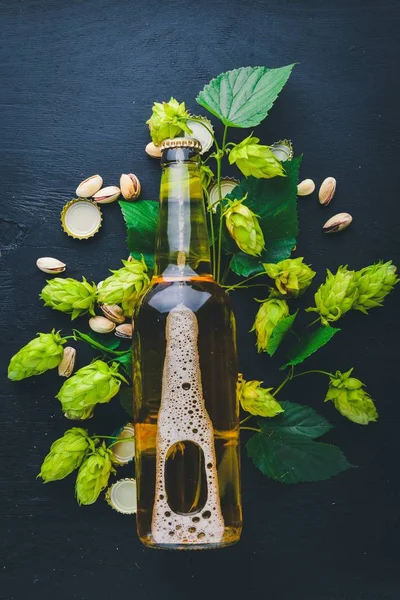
145,142,162,158
58,346,76,377
120,173,141,201
76,175,103,198
92,186,120,204
323,212,352,233
36,257,66,274
88,316,116,333
319,177,336,206
100,304,125,324
297,179,315,196
115,323,133,339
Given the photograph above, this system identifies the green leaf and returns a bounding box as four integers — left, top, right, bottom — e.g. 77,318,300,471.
72,330,128,356
258,401,333,439
113,351,133,380
88,332,121,351
119,200,158,270
196,65,296,128
247,432,352,484
266,311,298,356
281,326,340,369
226,157,300,276
119,386,134,418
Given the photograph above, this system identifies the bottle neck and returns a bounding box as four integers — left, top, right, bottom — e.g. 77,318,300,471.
154,148,212,280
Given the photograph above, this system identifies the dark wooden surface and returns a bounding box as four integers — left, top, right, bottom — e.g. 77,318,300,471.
1,1,400,598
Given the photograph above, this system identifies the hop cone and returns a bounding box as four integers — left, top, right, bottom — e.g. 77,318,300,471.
40,277,97,320
8,330,66,381
75,443,115,505
237,375,283,417
97,258,150,317
306,266,358,326
325,369,378,425
64,407,95,421
146,97,192,145
56,360,127,418
228,135,285,179
225,197,265,257
264,257,316,297
38,428,92,482
353,260,399,314
251,298,289,352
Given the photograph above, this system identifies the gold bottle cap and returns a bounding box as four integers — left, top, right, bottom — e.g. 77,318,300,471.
208,177,240,212
184,116,214,154
61,198,103,240
105,478,137,515
160,137,202,152
110,424,135,465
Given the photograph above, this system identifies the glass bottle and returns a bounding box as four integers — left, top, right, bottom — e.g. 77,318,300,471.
133,137,242,549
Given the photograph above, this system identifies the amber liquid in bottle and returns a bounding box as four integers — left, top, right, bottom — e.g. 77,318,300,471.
133,141,242,549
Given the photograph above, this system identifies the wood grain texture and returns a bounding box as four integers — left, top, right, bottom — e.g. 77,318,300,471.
1,0,400,598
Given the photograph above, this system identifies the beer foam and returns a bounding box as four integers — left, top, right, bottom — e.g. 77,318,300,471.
151,304,224,545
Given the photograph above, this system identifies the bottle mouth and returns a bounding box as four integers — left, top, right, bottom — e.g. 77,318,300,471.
160,137,202,152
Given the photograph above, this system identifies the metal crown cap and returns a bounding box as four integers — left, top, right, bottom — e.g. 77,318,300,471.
160,137,202,151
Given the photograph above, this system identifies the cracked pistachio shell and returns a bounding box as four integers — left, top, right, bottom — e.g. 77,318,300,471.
145,142,162,158
319,177,336,206
76,175,103,198
58,346,76,377
100,304,125,324
92,186,120,204
115,323,133,339
120,173,141,201
297,179,315,196
323,212,353,233
88,316,116,333
36,257,66,274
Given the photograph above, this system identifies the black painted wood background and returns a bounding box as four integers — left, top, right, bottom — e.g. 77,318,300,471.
1,1,400,599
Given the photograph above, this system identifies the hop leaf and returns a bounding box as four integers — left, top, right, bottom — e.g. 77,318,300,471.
75,443,115,505
224,197,265,256
56,360,127,419
97,258,150,317
353,260,399,314
237,375,284,417
264,257,316,297
40,277,97,320
228,135,285,179
306,266,358,326
251,298,290,352
200,164,214,190
8,330,66,381
38,428,92,482
146,97,192,145
325,369,378,425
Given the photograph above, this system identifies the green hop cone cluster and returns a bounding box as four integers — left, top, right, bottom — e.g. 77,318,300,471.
264,257,316,298
97,258,150,317
353,260,399,314
325,369,378,425
306,266,358,326
224,197,265,257
8,330,66,381
146,97,192,146
38,428,93,482
76,443,115,505
40,277,97,320
251,298,289,352
228,135,285,179
56,360,127,419
237,375,283,417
